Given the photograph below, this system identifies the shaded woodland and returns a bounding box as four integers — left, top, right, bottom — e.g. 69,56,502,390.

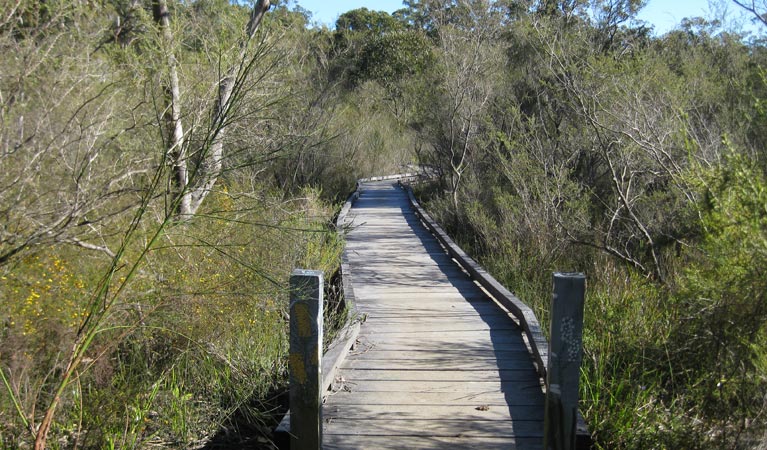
2,0,767,448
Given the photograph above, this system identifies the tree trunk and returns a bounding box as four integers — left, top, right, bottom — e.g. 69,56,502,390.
153,0,190,216
154,0,271,219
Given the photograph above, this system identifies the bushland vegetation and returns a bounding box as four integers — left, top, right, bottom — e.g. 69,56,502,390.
3,0,767,448
0,0,407,448
395,0,767,448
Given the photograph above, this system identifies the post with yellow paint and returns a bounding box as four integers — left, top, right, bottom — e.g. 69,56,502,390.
289,269,324,450
544,272,586,450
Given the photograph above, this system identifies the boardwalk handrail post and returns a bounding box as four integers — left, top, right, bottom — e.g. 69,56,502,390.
544,272,586,450
289,269,324,450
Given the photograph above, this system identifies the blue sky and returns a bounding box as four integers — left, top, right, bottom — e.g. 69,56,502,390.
289,0,761,35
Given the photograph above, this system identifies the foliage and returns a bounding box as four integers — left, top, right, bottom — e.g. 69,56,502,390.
5,0,767,448
335,7,404,35
0,181,343,448
355,30,434,86
667,151,767,437
407,1,767,448
0,0,357,448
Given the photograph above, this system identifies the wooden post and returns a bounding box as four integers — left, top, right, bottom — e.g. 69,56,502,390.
544,272,586,450
289,269,324,450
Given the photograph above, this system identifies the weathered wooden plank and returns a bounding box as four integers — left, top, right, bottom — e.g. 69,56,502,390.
352,272,470,283
354,301,487,311
352,264,466,272
346,237,441,243
351,271,470,281
349,237,439,243
322,435,543,450
359,318,517,330
358,318,519,330
344,255,457,264
352,328,526,340
353,303,497,313
357,311,509,321
361,316,513,326
344,349,532,361
360,310,512,320
330,379,543,395
359,314,510,323
352,289,488,298
345,236,441,243
341,358,540,371
364,310,507,323
324,403,544,421
323,418,544,438
355,303,507,313
333,368,540,382
349,340,526,354
353,282,481,292
345,249,449,255
324,391,540,406
347,341,531,354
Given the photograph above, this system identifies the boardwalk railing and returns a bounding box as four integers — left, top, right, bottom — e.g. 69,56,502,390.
401,183,549,376
400,180,591,449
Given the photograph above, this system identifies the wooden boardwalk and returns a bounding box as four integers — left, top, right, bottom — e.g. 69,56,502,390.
323,181,545,449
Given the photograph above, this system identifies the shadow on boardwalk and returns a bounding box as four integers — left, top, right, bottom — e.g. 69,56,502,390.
323,181,544,449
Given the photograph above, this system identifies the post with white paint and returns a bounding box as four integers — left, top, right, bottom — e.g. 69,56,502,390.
289,269,324,450
544,272,586,450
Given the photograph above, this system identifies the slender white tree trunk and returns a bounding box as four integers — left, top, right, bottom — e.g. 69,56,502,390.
153,0,190,216
155,0,271,219
188,0,271,215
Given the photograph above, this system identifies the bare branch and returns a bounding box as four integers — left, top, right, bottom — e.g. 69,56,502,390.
64,238,116,259
732,0,767,27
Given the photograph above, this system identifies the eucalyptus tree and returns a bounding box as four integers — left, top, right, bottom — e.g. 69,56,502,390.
152,0,272,219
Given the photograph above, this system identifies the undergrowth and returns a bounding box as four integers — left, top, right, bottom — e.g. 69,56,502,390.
0,184,344,449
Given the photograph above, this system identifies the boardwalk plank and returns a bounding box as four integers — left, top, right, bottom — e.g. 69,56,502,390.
322,436,543,450
325,391,538,406
333,368,540,382
343,349,533,361
324,404,544,421
324,418,543,437
331,379,542,394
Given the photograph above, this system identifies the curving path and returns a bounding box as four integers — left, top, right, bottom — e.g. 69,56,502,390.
323,181,545,449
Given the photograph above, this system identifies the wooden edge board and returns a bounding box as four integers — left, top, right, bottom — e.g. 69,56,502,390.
402,184,593,447
403,186,549,378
